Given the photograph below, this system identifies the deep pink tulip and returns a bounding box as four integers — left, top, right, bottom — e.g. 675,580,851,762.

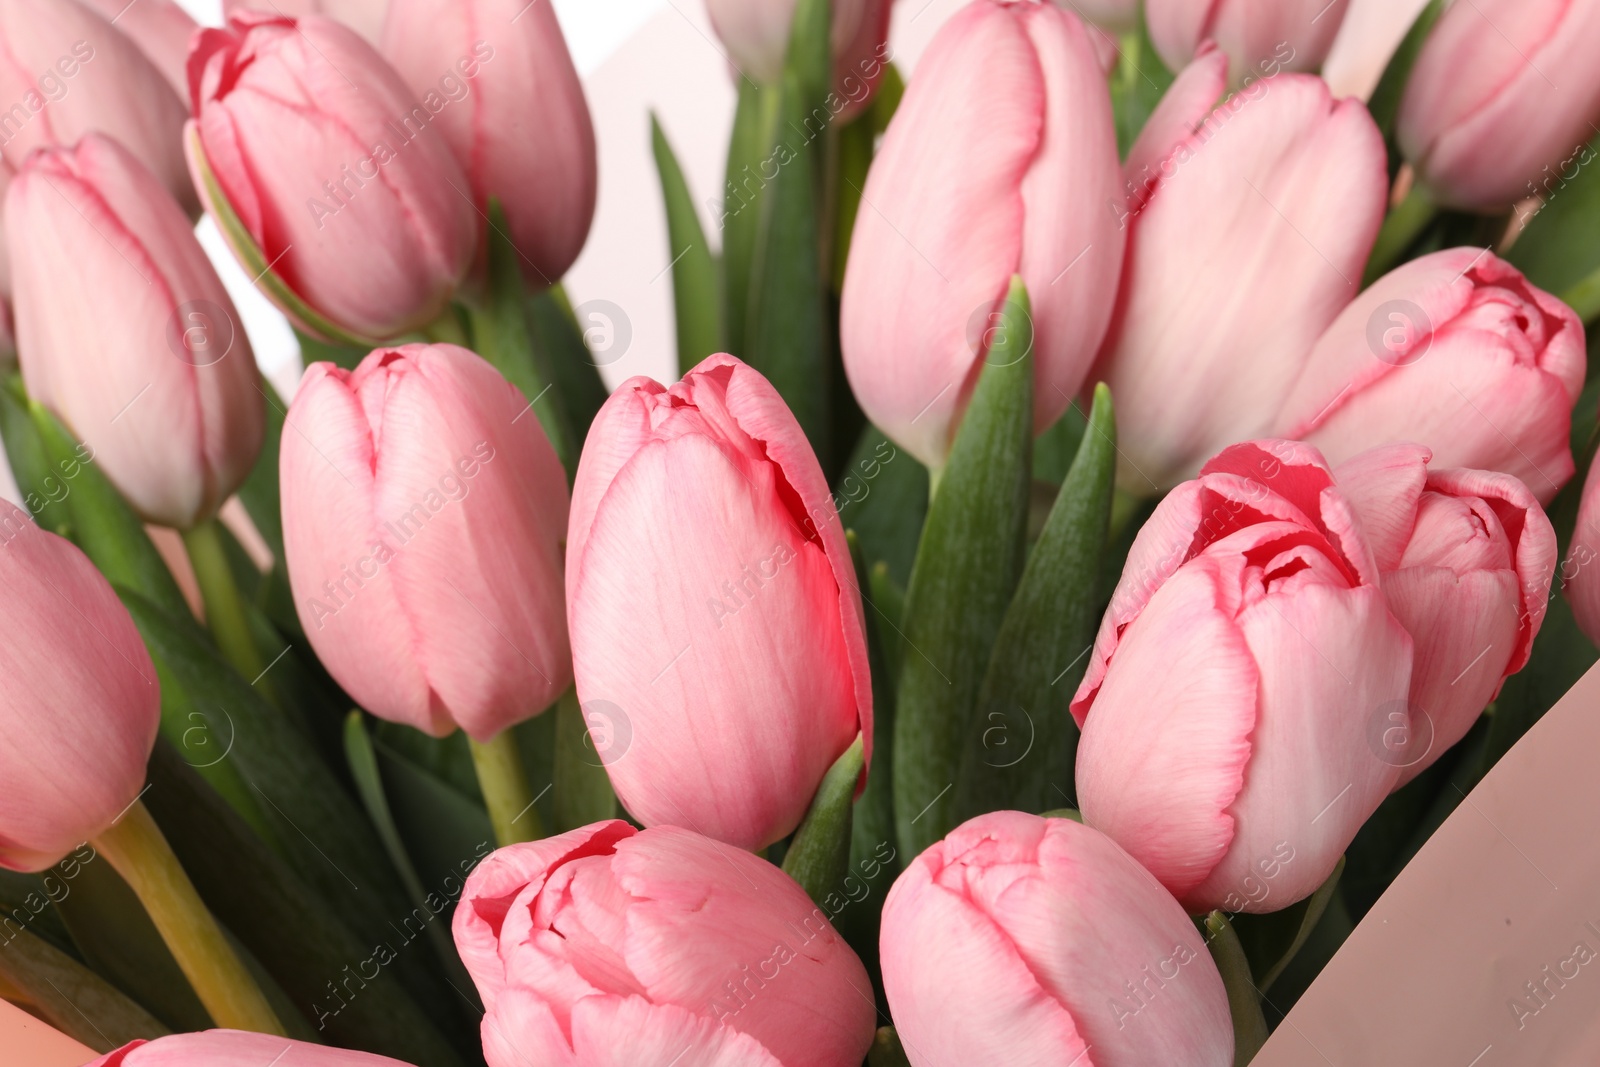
89,1032,416,1066
706,0,894,115
8,134,262,529
281,344,570,740
75,0,197,97
222,0,388,44
0,500,159,873
880,812,1233,1067
0,0,193,212
1072,441,1411,913
188,11,476,342
453,821,876,1067
567,354,870,850
1398,0,1600,212
1096,68,1387,493
1274,249,1585,505
840,0,1123,469
382,0,597,286
1336,444,1555,787
1320,0,1434,101
1146,0,1349,84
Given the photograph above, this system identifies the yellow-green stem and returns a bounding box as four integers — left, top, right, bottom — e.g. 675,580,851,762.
470,730,543,846
182,520,267,692
92,801,284,1034
1363,184,1438,288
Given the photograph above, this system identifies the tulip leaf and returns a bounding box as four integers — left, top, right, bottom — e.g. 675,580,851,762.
868,562,906,682
836,424,928,589
527,285,611,442
1367,0,1448,136
1232,856,1346,995
892,278,1033,859
237,379,289,568
782,735,865,906
954,385,1114,823
0,924,169,1051
0,374,71,536
651,114,723,374
722,79,782,358
372,734,494,894
1203,911,1269,1066
552,689,619,833
867,1026,912,1067
1506,128,1600,317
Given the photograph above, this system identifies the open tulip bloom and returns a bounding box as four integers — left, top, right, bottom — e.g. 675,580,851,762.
8,0,1600,1061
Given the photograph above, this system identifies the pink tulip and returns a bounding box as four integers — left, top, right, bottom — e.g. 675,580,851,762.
75,0,197,97
453,821,876,1067
222,0,388,45
1072,441,1412,913
567,354,870,850
8,133,262,529
1096,69,1387,493
188,11,476,342
1320,0,1434,101
1336,444,1555,787
281,343,571,740
89,1032,417,1066
706,0,858,81
880,811,1233,1066
1146,0,1349,84
0,0,193,213
1566,464,1600,648
839,0,1123,469
1274,249,1585,505
1398,0,1600,212
0,500,158,873
382,0,597,286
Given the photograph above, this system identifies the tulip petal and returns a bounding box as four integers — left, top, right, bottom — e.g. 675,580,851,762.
571,995,784,1066
1125,42,1227,197
1332,444,1432,571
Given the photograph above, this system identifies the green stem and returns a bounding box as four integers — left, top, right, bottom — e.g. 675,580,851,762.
1204,910,1270,1066
1363,184,1438,287
182,520,267,692
926,463,944,502
470,729,543,847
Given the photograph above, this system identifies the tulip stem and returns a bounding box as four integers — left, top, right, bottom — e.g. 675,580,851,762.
91,800,285,1035
1363,184,1437,288
1203,911,1269,1066
181,519,267,694
470,729,544,846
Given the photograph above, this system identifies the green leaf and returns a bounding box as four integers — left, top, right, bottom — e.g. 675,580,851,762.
867,562,906,682
1109,22,1176,159
721,80,782,358
1367,0,1448,136
836,425,928,588
0,374,69,535
1203,911,1269,1066
0,924,169,1051
553,689,619,833
528,285,611,442
652,114,723,373
954,385,1114,822
782,736,865,905
370,735,493,896
1506,128,1600,310
892,278,1033,859
236,379,288,567
1232,857,1346,994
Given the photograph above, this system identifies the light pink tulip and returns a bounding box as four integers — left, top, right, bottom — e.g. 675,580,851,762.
9,134,262,529
0,500,158,873
1398,0,1600,212
840,0,1123,469
1072,441,1412,913
567,354,870,850
222,0,388,45
74,0,197,97
880,811,1233,1067
1096,69,1387,493
382,0,597,286
1565,463,1600,649
1274,249,1585,505
1320,0,1433,101
282,343,570,740
1146,0,1349,84
706,0,864,84
188,11,476,342
453,821,876,1067
0,0,193,213
89,1032,417,1066
1336,444,1555,787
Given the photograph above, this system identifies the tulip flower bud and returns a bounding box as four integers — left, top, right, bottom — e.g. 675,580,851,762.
8,134,263,529
1098,69,1387,493
1336,444,1556,787
187,11,476,342
0,0,193,213
1320,0,1434,101
881,812,1234,1066
1274,249,1585,505
89,1032,418,1066
706,0,894,118
382,0,598,286
222,0,389,46
454,821,876,1067
75,0,197,97
0,500,159,873
1146,0,1349,84
1398,0,1600,212
567,354,871,850
1566,462,1600,648
840,0,1123,469
1073,441,1412,913
281,343,571,740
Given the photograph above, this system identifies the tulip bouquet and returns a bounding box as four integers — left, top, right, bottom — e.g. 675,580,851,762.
3,0,1600,1064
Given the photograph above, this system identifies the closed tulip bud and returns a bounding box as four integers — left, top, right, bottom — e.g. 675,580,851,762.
454,821,876,1067
222,0,389,45
0,0,193,213
75,0,197,97
1336,444,1555,786
1146,0,1349,83
89,1032,418,1066
840,0,1123,469
188,11,476,342
1320,0,1434,101
1099,69,1386,492
282,343,570,740
1073,441,1412,913
8,134,263,529
0,501,159,873
1274,249,1584,505
1398,0,1600,212
881,812,1233,1066
1565,462,1600,647
567,354,871,850
382,0,597,286
707,0,894,117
